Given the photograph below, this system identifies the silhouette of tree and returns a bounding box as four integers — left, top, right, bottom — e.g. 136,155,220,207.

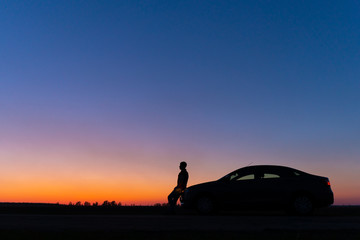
75,201,82,206
102,200,110,207
110,201,117,207
117,202,122,207
92,202,99,207
84,201,91,207
68,202,73,206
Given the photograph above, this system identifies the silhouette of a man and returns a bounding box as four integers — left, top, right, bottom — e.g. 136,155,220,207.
168,161,189,210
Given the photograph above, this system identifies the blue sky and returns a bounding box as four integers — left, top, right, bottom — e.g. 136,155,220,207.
1,1,360,204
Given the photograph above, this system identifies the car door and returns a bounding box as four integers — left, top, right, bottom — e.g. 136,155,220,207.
255,168,292,208
221,168,261,208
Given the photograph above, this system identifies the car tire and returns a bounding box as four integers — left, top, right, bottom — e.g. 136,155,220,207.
196,196,215,214
292,195,314,216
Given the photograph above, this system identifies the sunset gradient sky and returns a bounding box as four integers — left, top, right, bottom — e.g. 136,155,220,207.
1,1,360,205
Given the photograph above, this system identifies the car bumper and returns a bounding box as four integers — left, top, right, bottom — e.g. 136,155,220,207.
315,190,334,207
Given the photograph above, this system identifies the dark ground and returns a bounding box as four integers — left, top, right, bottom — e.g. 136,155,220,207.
0,204,359,240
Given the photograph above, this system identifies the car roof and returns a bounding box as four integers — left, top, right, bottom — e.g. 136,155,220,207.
234,165,308,174
217,165,313,181
239,164,294,169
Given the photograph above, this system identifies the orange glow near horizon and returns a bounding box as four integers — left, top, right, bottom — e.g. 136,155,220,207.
0,177,170,205
1,182,358,206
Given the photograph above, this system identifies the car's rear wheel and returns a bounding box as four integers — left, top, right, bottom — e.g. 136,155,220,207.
196,196,215,214
292,195,313,215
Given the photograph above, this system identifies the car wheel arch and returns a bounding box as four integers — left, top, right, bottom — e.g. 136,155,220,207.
195,192,217,214
289,190,315,215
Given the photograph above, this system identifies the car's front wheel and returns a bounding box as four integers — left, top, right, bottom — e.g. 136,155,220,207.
196,196,215,214
292,195,313,215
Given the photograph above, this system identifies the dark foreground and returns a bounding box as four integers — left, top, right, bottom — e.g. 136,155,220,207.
0,204,359,240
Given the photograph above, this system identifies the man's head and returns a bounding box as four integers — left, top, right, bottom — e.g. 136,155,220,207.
179,161,187,170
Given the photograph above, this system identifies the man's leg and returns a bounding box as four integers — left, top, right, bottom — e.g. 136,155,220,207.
168,189,177,206
168,189,180,212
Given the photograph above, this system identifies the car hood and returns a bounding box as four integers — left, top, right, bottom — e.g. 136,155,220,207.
186,180,219,191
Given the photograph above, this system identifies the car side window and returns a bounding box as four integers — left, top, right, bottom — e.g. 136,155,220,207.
262,173,280,179
237,174,255,181
229,173,255,181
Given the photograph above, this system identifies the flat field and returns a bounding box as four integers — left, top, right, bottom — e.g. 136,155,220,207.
0,204,359,240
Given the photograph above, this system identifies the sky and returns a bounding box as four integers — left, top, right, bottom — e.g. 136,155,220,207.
1,0,359,205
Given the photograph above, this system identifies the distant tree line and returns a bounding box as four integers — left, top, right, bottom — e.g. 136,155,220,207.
68,201,122,207
67,201,168,207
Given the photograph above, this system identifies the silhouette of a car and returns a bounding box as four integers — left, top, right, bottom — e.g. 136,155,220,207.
180,165,334,215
